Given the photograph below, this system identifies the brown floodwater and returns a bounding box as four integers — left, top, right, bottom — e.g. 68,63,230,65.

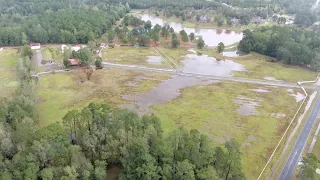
140,14,243,46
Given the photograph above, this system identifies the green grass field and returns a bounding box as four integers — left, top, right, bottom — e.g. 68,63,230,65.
152,81,303,179
0,48,19,97
101,46,189,68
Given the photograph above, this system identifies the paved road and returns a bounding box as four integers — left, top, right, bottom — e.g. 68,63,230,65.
102,62,319,90
278,94,320,180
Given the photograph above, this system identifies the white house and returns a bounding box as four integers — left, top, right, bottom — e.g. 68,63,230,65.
71,44,81,52
30,43,41,50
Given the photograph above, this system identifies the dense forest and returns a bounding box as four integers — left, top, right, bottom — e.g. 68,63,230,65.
0,46,245,179
238,26,320,70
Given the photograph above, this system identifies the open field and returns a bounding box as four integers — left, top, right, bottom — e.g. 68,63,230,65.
36,68,169,127
0,48,19,97
101,46,189,68
151,81,304,179
102,46,317,82
232,53,318,82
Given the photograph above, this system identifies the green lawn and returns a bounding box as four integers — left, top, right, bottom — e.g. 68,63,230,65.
151,81,303,179
0,48,19,97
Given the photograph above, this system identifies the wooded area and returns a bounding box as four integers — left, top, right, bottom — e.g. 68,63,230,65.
0,1,130,46
238,26,320,70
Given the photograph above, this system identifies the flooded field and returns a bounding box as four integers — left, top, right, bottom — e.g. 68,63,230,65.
140,14,243,46
182,53,244,75
122,76,219,114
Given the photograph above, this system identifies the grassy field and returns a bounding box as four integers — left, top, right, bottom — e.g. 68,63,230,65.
101,46,189,68
103,47,317,83
36,68,169,127
232,53,318,82
41,45,63,63
0,48,19,97
151,81,304,179
198,49,318,82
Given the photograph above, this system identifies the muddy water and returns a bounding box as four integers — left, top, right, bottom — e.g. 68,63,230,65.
140,14,243,46
182,54,244,76
122,76,219,114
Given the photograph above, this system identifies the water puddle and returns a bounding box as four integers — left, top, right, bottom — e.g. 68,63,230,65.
125,75,156,87
287,89,305,102
222,51,240,57
181,54,244,76
264,76,281,81
234,95,262,116
122,76,219,114
251,88,270,93
146,56,162,65
140,14,243,46
271,113,287,118
188,49,197,54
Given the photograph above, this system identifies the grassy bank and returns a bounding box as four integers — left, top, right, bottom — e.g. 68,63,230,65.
198,49,317,82
0,48,19,97
151,81,303,179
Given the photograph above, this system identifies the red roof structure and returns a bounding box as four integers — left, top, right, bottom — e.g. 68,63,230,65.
68,59,80,66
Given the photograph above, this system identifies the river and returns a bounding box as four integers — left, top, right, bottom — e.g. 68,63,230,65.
140,14,243,46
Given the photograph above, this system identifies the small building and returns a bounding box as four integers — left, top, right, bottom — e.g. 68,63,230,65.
0,47,3,51
71,44,81,52
68,59,80,66
30,43,41,50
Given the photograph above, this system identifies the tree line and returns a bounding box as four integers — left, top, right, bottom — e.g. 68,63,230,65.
0,4,130,46
238,26,320,70
105,18,206,49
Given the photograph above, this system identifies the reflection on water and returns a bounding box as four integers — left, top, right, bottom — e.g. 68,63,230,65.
181,54,244,76
140,14,243,46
